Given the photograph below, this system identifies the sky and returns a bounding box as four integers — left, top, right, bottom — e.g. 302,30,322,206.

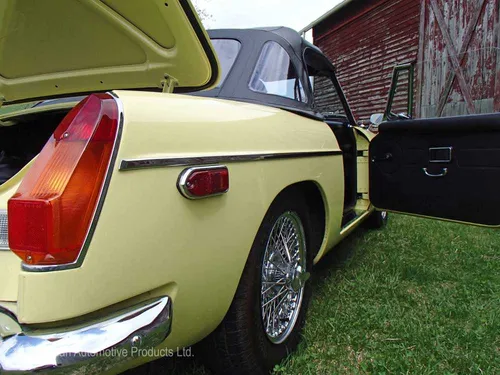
193,0,345,32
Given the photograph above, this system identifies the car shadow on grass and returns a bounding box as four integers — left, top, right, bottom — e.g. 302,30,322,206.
312,226,370,287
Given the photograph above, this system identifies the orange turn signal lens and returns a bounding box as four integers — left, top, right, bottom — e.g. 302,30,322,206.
8,94,119,266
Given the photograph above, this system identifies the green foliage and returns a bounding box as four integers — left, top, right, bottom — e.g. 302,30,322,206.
0,103,34,115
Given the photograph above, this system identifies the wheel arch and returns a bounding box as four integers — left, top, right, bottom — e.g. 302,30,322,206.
268,180,328,261
197,179,327,361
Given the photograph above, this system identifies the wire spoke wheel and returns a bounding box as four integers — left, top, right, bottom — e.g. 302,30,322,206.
200,192,316,374
260,211,308,344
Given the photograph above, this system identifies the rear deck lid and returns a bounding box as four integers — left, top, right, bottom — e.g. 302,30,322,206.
0,0,219,104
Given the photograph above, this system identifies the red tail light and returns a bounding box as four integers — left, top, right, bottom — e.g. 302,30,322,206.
178,166,229,199
8,94,119,266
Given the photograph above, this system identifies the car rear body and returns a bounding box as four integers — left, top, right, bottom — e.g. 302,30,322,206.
0,1,376,373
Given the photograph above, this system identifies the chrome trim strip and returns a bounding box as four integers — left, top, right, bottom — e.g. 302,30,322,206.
177,165,229,200
0,210,8,251
0,296,172,374
22,93,124,273
119,150,343,171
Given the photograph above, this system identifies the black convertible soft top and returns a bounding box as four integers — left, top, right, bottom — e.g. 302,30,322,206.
194,27,339,120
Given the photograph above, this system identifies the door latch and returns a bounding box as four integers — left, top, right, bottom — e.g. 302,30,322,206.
429,147,452,163
162,75,179,94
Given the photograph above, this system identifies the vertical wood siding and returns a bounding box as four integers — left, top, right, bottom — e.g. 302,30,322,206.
419,0,499,117
314,0,421,123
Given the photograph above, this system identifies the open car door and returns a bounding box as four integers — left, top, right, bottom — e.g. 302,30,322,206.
370,113,500,226
370,64,500,227
370,65,500,226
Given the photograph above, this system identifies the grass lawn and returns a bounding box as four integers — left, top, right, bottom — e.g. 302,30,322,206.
141,214,500,374
0,103,35,116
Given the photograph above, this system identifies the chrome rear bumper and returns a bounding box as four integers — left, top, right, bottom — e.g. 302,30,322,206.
0,296,171,374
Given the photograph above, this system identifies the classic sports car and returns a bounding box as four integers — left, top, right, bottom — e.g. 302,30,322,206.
0,1,498,374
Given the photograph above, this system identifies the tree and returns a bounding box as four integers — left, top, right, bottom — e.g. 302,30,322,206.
192,0,214,26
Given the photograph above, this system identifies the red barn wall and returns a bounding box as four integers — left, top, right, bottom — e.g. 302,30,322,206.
312,0,500,120
314,0,421,123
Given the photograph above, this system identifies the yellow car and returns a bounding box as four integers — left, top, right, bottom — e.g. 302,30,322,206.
0,1,496,374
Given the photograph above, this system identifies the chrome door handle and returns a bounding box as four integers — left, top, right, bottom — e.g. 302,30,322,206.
423,168,448,177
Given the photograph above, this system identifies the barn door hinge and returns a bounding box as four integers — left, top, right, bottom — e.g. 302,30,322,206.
162,75,179,94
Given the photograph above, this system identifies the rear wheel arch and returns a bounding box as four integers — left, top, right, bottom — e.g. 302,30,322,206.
198,181,323,374
270,181,327,260
186,181,327,348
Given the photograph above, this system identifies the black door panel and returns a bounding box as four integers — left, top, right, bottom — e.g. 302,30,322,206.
370,113,500,226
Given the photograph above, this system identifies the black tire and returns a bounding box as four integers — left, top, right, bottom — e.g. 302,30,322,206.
364,210,388,229
199,190,316,375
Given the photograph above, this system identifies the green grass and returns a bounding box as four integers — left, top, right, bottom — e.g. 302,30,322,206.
0,103,35,116
138,214,500,374
275,215,499,374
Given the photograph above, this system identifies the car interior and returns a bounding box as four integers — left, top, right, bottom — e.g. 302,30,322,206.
304,48,358,224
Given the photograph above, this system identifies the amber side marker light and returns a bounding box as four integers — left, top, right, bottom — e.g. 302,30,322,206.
8,94,119,266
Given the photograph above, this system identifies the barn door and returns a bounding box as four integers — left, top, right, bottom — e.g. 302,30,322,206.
416,0,500,118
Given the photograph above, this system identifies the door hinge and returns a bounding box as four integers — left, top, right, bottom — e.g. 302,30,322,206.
162,75,179,94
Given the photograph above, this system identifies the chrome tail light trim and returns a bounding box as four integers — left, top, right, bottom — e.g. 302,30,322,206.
21,93,124,273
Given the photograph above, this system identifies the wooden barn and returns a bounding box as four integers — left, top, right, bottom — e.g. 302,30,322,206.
301,0,500,122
